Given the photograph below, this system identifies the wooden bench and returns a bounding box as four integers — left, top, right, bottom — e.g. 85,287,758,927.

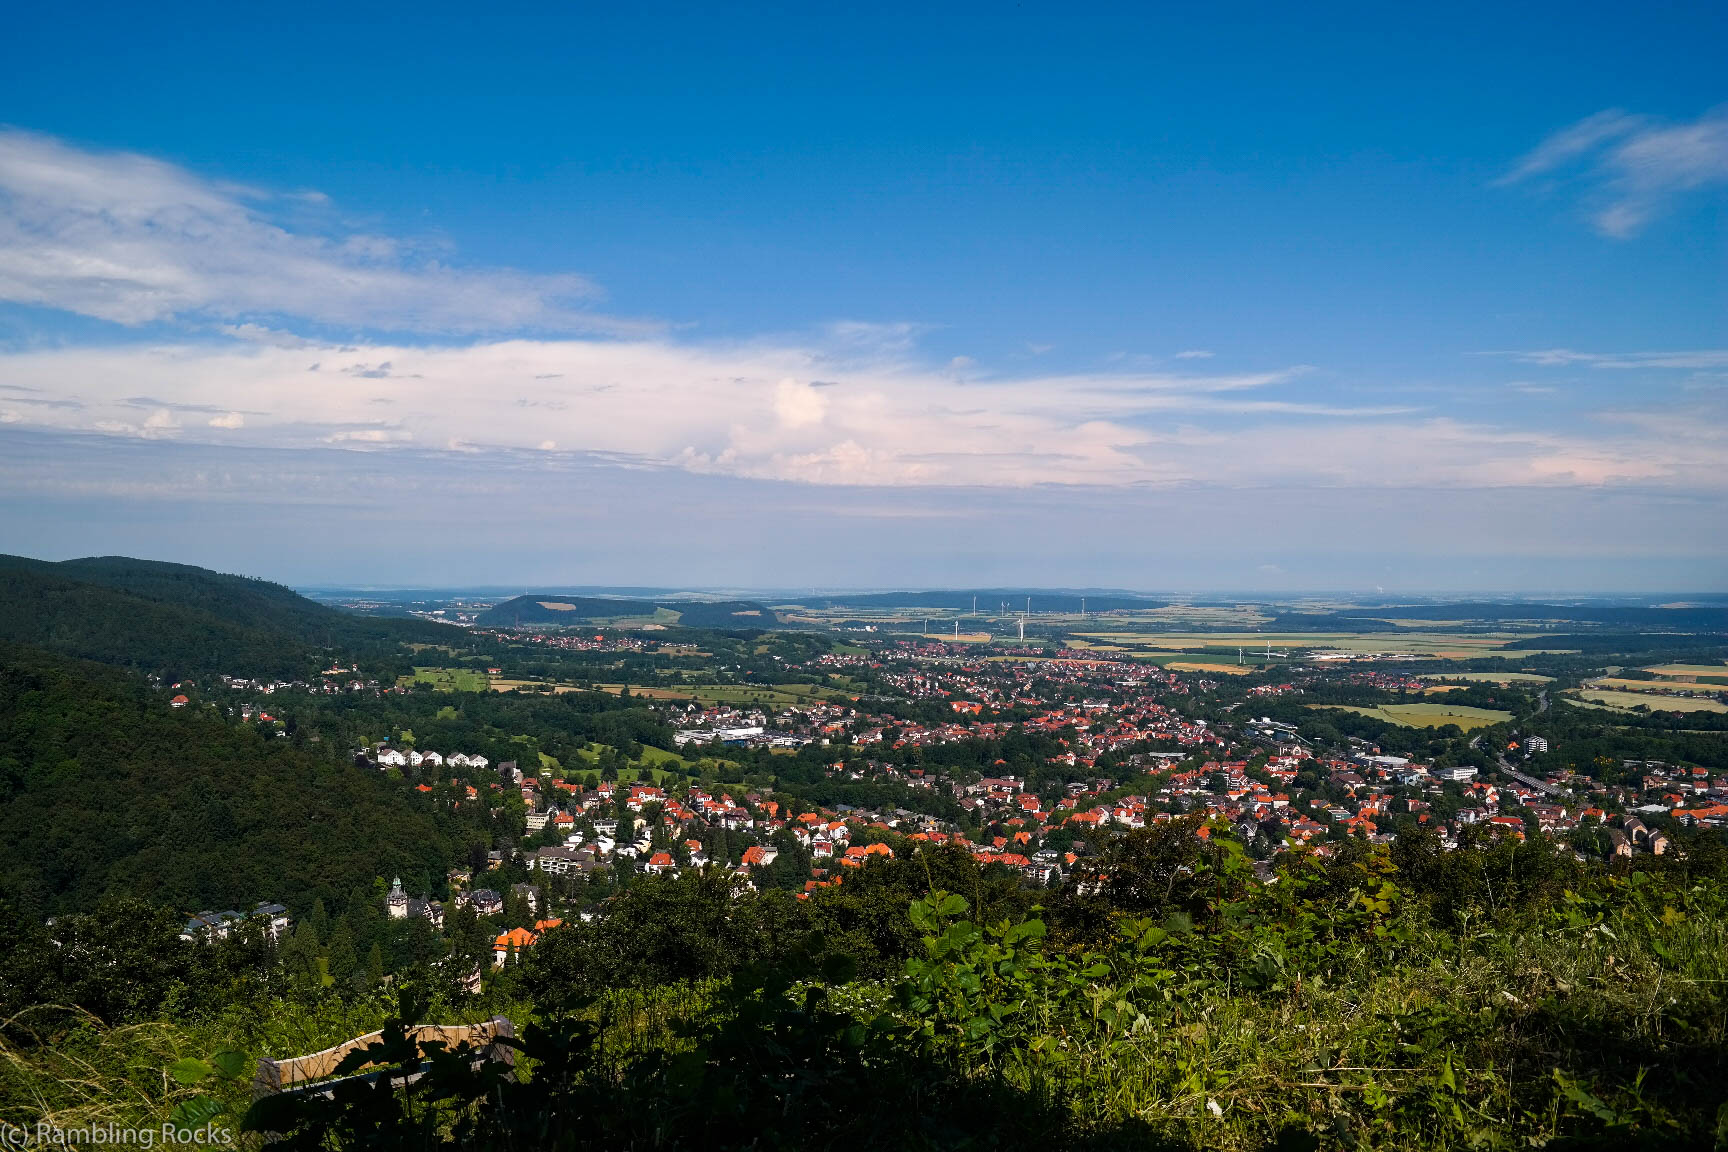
252,1017,516,1100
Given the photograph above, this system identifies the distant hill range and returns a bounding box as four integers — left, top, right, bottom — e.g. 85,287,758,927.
789,590,1167,613
0,554,461,679
1269,603,1728,634
477,594,775,629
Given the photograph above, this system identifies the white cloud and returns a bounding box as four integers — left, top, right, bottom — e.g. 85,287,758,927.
0,334,1717,492
773,377,828,429
1174,349,1214,359
0,129,627,332
1500,107,1728,237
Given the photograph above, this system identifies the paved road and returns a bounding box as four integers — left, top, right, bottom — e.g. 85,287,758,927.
1501,763,1571,798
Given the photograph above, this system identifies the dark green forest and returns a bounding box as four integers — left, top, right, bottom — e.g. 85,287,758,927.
0,555,460,680
0,644,490,919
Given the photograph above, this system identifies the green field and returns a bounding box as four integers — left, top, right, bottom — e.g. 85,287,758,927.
558,740,750,783
402,666,490,692
1311,703,1514,730
664,682,852,707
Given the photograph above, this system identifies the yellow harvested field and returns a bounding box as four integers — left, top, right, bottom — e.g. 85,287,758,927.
1311,703,1513,730
1072,631,1553,659
1589,677,1724,694
1165,661,1254,675
1569,689,1727,714
1647,664,1728,679
488,678,591,694
1420,672,1553,684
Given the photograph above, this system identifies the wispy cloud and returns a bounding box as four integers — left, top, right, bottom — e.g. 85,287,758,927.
0,129,635,333
1487,348,1728,370
1499,107,1728,237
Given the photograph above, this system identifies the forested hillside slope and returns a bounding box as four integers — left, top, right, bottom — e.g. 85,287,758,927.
0,644,489,919
0,555,460,679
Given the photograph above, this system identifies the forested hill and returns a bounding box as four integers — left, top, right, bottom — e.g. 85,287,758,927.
0,555,461,680
478,594,774,629
0,643,486,920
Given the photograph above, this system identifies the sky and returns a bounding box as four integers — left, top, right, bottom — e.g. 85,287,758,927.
0,0,1724,593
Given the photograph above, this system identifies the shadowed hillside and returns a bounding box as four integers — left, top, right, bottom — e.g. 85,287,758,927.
0,556,462,679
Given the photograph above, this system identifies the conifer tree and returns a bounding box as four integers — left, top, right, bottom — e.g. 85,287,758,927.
307,898,329,947
279,920,322,989
325,916,357,985
365,942,386,987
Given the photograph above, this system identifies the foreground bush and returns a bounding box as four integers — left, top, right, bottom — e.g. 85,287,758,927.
6,833,1726,1148
235,839,1728,1150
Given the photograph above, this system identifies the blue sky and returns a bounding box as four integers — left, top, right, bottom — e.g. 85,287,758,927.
0,1,1723,591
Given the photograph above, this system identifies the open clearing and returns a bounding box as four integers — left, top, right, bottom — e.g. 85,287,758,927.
403,667,490,692
564,682,852,707
671,682,852,706
487,679,848,704
1164,661,1255,675
489,678,593,694
565,742,693,776
1567,689,1728,714
1310,703,1514,730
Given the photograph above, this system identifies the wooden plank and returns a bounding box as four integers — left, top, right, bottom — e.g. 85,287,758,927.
253,1018,514,1100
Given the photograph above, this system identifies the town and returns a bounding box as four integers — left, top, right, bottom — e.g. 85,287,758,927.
175,626,1728,978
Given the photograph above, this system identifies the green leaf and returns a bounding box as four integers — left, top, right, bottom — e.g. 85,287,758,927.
937,893,969,917
168,1058,213,1085
209,1049,250,1080
169,1096,226,1128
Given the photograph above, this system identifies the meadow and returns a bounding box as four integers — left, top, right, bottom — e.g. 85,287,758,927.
401,666,490,692
485,680,853,706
